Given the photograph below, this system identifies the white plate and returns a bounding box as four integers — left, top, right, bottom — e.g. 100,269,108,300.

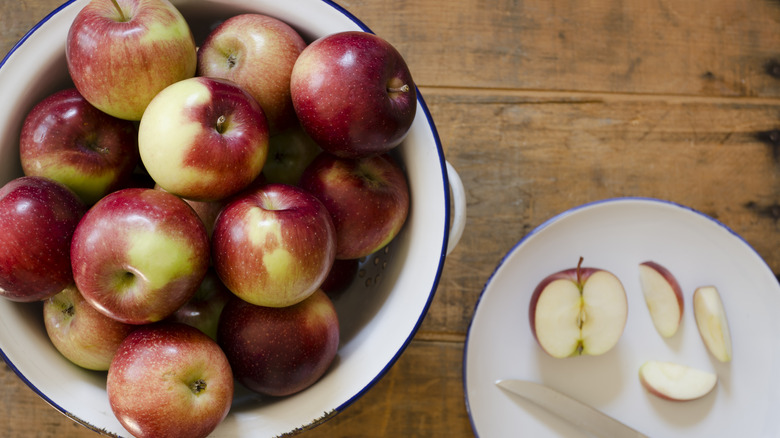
464,197,780,438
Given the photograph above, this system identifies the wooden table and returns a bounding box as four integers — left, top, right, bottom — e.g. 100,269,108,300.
3,0,780,436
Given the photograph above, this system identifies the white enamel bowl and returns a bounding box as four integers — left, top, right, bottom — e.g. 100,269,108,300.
0,1,467,436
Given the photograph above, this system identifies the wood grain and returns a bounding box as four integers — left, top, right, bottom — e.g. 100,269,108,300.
3,0,780,437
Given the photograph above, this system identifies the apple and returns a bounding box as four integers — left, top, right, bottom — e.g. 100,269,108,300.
108,322,233,438
299,152,410,260
217,290,339,397
638,261,684,338
154,184,224,238
19,88,139,205
211,183,336,308
639,360,718,401
693,285,733,362
167,269,232,340
197,13,307,134
43,284,135,371
529,258,628,358
66,0,197,120
0,176,85,302
321,258,360,297
290,31,417,158
138,76,269,202
262,126,322,185
71,188,210,325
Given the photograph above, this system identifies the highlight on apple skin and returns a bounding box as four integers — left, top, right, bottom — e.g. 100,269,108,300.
693,285,733,363
639,360,718,402
638,261,684,338
528,257,628,358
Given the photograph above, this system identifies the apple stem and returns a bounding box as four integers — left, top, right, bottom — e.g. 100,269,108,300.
387,84,410,94
576,256,584,286
215,115,227,134
110,0,127,22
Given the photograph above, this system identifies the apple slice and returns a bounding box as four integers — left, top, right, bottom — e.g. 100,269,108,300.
693,285,733,362
639,360,717,401
638,261,684,338
529,258,628,358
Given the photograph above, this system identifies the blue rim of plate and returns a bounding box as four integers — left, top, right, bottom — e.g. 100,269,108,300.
461,196,763,437
0,1,451,436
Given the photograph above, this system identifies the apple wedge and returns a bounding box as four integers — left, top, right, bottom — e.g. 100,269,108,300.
639,360,717,401
638,261,684,338
529,258,628,358
693,285,733,362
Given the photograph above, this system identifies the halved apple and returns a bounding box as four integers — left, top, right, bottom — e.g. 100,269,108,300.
639,360,717,401
693,285,732,362
529,258,628,358
638,261,684,338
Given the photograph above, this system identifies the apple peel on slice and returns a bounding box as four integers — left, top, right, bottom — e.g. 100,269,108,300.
638,261,684,338
693,285,733,363
639,360,717,401
530,258,628,358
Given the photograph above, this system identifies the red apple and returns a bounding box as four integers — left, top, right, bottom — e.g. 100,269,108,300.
290,31,417,158
529,258,628,358
0,176,85,302
197,13,307,134
167,270,232,341
138,76,269,202
261,126,322,185
638,261,684,338
71,188,210,325
639,360,718,401
154,184,224,238
107,322,233,438
299,152,409,259
19,88,139,205
217,290,339,397
66,0,197,120
43,284,135,371
212,183,336,308
321,258,359,297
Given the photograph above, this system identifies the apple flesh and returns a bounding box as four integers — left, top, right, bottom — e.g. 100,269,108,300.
19,88,139,205
43,284,135,371
299,152,410,260
197,13,307,134
638,261,684,338
107,323,233,438
639,360,717,401
211,183,336,308
71,188,210,325
529,258,628,358
217,290,340,397
290,31,417,158
0,176,85,302
693,285,733,362
66,0,197,120
138,76,269,202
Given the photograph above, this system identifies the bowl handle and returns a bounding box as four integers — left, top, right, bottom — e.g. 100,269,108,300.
445,160,467,255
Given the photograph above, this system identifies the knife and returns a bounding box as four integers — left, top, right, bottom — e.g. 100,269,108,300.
495,379,648,438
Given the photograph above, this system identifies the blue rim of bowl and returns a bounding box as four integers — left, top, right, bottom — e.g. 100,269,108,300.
461,196,764,437
0,0,451,436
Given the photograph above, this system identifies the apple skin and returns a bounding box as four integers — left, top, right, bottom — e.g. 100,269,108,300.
197,13,307,135
290,31,417,158
19,88,139,205
217,290,340,397
212,183,336,308
107,322,233,438
43,284,135,371
0,176,86,302
71,188,210,325
167,269,232,341
528,258,628,358
299,152,410,260
262,126,322,185
66,0,197,120
639,360,718,401
638,261,684,338
138,76,269,202
321,258,360,297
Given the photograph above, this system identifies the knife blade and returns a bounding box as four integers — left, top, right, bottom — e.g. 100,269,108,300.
495,379,648,438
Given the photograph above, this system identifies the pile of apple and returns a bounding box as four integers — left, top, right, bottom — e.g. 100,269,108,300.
0,0,419,437
529,257,732,402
